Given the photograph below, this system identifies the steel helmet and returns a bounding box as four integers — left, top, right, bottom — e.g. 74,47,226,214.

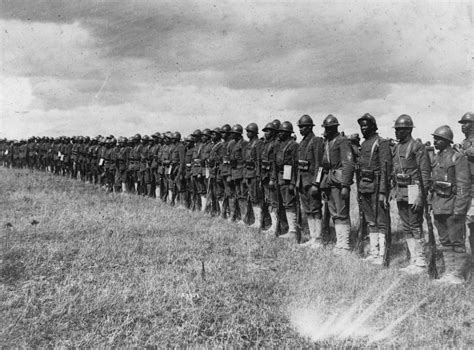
272,119,281,130
202,128,212,137
118,136,126,143
231,124,243,134
279,121,294,133
164,131,173,139
432,125,454,143
262,122,276,131
133,133,141,141
221,124,231,133
321,114,339,128
393,114,415,128
172,131,181,140
192,129,202,137
212,127,222,135
142,135,150,142
245,123,259,133
357,113,378,128
152,132,160,139
297,114,314,127
458,112,474,124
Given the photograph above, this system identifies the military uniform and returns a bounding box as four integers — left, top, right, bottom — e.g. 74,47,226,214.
228,133,248,222
206,137,225,215
243,134,262,226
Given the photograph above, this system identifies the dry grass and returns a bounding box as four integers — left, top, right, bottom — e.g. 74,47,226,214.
1,167,473,347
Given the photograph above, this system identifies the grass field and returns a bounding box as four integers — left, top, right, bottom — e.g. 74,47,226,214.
1,167,473,347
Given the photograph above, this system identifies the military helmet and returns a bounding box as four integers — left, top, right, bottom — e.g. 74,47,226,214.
202,128,212,137
321,114,339,128
212,127,222,135
133,133,141,141
172,131,181,140
262,122,276,131
357,113,377,128
272,119,281,130
458,112,474,124
192,129,202,137
142,135,150,141
245,123,258,133
297,114,314,127
164,131,173,139
184,135,194,143
118,136,126,143
393,114,414,128
230,124,243,134
152,132,160,139
279,121,293,133
221,124,231,133
432,125,453,143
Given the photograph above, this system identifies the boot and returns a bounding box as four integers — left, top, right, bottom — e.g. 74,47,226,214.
372,233,386,265
201,195,207,213
334,220,351,253
218,200,224,216
264,209,278,236
147,184,153,197
155,186,160,199
301,216,323,248
364,232,380,262
437,248,463,284
400,238,426,274
121,182,127,193
250,205,261,229
279,210,297,241
169,190,174,206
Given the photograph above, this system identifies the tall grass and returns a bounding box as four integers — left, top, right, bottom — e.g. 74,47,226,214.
1,167,473,347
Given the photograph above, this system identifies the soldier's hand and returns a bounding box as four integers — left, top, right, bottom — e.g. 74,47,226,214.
289,184,295,195
341,187,349,200
411,196,423,212
310,185,319,198
226,176,232,183
269,180,275,189
378,193,387,210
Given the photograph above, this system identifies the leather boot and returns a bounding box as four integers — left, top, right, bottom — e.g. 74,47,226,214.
250,205,261,229
279,210,297,241
264,209,278,236
201,195,207,213
400,238,426,274
121,182,127,193
334,220,351,253
372,233,386,265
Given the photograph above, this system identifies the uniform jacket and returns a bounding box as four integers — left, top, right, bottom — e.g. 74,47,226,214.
243,137,261,179
431,146,470,215
357,133,392,194
275,138,298,186
229,138,248,180
209,140,224,179
260,138,278,181
297,131,324,188
461,135,474,197
321,133,355,188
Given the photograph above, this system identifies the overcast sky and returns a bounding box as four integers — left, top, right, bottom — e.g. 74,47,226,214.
0,0,472,141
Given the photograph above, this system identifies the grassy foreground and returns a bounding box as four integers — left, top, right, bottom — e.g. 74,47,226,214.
1,167,473,347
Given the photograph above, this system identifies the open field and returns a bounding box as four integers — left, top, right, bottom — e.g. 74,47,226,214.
1,167,473,347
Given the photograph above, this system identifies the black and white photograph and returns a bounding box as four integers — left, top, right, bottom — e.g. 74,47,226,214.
0,0,472,347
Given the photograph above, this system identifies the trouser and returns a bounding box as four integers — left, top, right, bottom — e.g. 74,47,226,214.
360,191,388,234
396,200,424,239
299,184,322,218
434,214,466,249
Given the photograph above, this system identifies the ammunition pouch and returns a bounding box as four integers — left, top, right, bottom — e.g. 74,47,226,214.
396,173,411,187
185,163,192,169
433,180,453,197
245,160,255,170
298,160,310,171
327,168,344,186
360,169,375,183
162,160,171,166
193,159,202,167
261,160,271,171
223,156,231,165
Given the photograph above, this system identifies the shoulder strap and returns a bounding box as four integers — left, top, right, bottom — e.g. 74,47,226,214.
368,136,380,168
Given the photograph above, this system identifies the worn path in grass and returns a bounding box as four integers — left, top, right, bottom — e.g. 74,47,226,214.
1,167,473,347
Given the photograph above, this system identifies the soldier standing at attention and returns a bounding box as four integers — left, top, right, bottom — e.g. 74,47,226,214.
228,124,248,223
219,124,232,218
430,125,470,284
392,115,431,274
190,129,204,210
274,121,299,240
183,135,195,209
115,137,130,193
243,123,262,228
357,113,392,263
319,115,355,254
260,121,280,235
458,112,474,274
207,128,224,215
199,129,213,212
170,132,185,205
127,134,142,194
296,115,325,248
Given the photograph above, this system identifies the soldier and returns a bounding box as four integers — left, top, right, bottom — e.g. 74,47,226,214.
102,137,117,192
274,121,299,240
392,115,431,274
219,124,232,218
183,135,196,209
115,137,129,192
296,115,325,248
244,123,262,228
228,124,248,223
430,125,470,284
19,139,28,169
458,112,474,273
199,129,213,212
128,134,142,193
190,129,205,210
356,113,392,263
170,132,185,205
149,133,161,197
137,135,151,196
89,136,101,184
319,115,355,253
206,127,225,215
260,121,280,235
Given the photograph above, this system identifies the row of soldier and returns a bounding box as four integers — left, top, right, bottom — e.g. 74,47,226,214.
1,112,473,284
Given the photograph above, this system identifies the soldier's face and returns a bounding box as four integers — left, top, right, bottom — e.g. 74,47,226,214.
359,120,375,138
299,125,311,137
246,130,256,140
395,127,411,141
433,137,449,151
461,122,472,136
278,131,289,141
264,130,273,140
